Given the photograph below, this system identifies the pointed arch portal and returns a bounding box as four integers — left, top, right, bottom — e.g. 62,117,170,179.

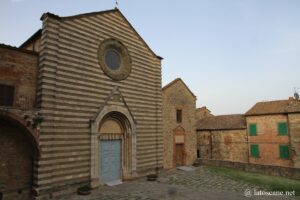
90,105,136,187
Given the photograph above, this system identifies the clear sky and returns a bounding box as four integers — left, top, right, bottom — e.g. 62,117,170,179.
1,0,300,115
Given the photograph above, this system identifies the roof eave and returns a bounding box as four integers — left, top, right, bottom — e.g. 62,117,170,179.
19,29,42,49
162,78,196,98
38,8,163,61
197,127,246,131
245,112,288,117
0,43,38,56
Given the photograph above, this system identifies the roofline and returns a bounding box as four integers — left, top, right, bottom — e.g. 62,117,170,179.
200,114,244,118
245,99,300,116
0,43,38,56
39,8,163,60
162,78,196,98
197,106,211,112
19,29,42,49
40,8,116,21
245,111,300,117
197,128,246,131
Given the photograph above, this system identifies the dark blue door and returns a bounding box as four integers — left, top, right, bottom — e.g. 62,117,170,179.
100,140,121,183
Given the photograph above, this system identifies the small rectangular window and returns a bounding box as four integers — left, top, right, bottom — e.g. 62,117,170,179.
250,144,259,158
176,109,182,123
0,84,15,106
279,145,289,159
249,124,257,136
197,149,200,158
278,122,288,135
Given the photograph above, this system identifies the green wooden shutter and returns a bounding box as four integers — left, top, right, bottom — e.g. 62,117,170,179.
278,122,288,135
279,145,289,159
249,124,257,136
250,144,259,158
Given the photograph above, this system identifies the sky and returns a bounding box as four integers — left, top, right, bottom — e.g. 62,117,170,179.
1,0,300,115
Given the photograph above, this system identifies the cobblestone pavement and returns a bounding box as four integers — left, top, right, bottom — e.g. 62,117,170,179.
58,166,299,200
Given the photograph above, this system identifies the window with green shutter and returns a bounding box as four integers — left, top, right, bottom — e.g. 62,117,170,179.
278,122,288,135
279,145,289,159
250,144,259,158
249,124,257,136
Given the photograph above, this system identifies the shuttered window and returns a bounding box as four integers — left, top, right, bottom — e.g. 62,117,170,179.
249,124,257,136
250,144,259,158
278,122,288,135
0,84,15,106
279,145,289,159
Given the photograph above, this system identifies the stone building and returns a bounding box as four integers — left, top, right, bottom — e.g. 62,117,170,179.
196,114,248,162
162,78,197,169
245,98,300,168
196,106,213,120
0,44,41,200
0,8,163,200
197,98,300,169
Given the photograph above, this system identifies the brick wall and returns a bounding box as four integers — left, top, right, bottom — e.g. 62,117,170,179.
0,45,38,109
288,113,300,167
246,115,293,167
0,120,34,200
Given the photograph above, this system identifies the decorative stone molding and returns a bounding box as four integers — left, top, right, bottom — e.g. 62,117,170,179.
98,38,132,81
90,105,136,188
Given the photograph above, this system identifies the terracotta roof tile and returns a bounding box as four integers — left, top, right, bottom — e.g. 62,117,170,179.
245,99,300,116
197,114,246,131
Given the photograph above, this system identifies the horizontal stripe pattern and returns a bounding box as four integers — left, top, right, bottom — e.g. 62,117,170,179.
36,10,163,193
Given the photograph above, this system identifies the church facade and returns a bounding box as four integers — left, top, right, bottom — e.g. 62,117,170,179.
0,9,163,200
162,78,197,169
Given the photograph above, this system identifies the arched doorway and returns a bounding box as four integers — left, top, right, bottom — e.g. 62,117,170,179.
99,117,123,183
90,106,136,187
0,116,38,200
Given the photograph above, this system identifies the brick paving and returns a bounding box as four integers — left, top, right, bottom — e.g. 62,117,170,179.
58,166,299,200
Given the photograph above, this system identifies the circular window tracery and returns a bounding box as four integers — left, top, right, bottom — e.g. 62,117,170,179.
98,39,131,81
104,49,121,70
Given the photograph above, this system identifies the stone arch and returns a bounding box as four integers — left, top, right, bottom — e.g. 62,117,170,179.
99,117,123,134
0,110,40,158
0,111,40,200
90,105,136,187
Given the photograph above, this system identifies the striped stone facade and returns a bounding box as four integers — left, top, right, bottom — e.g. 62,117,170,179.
20,9,163,199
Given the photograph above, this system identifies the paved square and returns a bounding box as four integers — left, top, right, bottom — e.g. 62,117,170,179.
59,166,299,200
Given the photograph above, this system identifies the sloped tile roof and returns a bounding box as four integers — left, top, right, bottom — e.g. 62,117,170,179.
245,99,300,116
197,114,246,131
